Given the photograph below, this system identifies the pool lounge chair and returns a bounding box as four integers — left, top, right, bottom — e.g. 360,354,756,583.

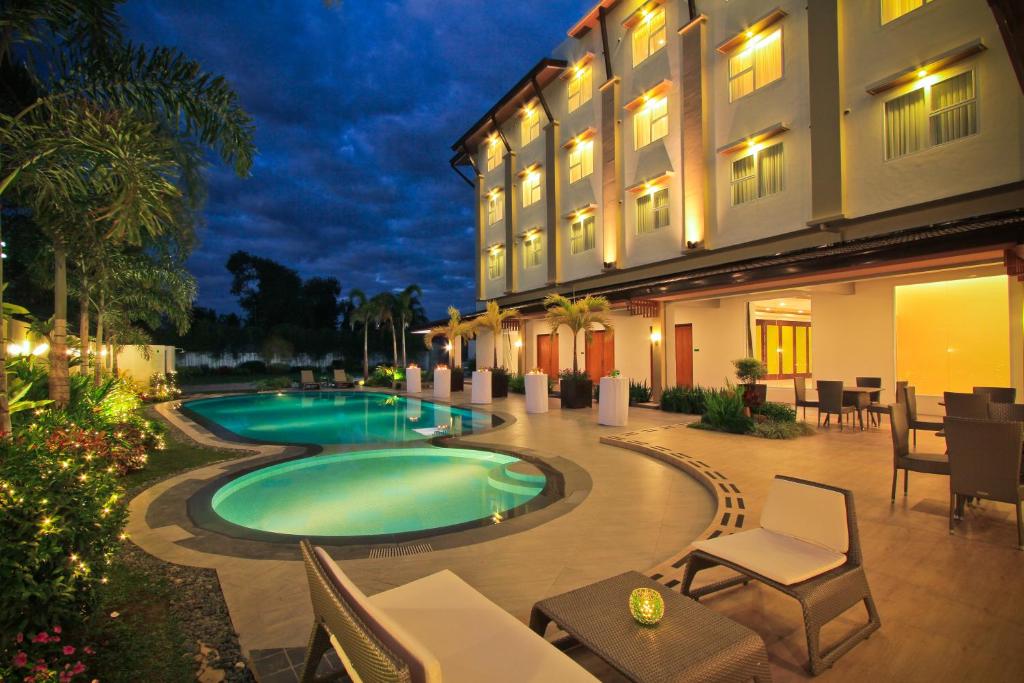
332,369,355,388
298,540,598,683
300,370,320,390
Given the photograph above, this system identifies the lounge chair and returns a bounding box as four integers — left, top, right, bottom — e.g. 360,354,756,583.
816,380,855,430
793,376,818,421
300,370,320,390
298,540,597,683
332,368,355,388
943,391,989,419
681,475,881,675
902,385,942,447
889,401,948,501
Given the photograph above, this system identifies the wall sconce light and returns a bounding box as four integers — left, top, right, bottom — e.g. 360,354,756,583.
650,330,662,344
445,343,453,353
514,340,523,349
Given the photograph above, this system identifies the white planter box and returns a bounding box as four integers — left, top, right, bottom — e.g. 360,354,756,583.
471,370,493,404
525,373,549,414
433,368,451,400
406,367,421,393
598,376,629,427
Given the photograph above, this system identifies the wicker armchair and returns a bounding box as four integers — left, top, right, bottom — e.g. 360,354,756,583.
973,386,1016,404
816,380,855,430
943,391,989,419
793,376,818,420
681,475,881,675
988,402,1024,422
943,417,1024,550
889,402,948,501
902,386,942,447
856,376,885,427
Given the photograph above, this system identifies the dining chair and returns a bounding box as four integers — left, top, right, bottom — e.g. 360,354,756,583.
888,401,948,501
856,376,884,427
943,417,1024,550
944,391,990,419
895,380,908,403
817,380,855,430
988,402,1024,422
973,386,1016,404
902,386,942,447
793,376,818,421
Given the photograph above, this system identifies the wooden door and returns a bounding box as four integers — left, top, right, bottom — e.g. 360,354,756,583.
586,330,615,383
675,324,694,387
537,334,559,377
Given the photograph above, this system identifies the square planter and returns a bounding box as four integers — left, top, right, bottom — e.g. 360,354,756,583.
560,378,593,409
742,383,767,410
492,371,509,398
451,368,464,392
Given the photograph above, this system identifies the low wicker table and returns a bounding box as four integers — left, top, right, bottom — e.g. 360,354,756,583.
530,571,771,683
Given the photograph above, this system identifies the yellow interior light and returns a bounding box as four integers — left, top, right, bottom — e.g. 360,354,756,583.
745,30,754,38
916,69,928,79
650,330,662,344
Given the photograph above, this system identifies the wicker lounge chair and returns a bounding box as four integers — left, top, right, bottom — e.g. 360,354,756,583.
902,386,942,447
943,391,989,419
943,417,1024,550
973,386,1016,404
889,401,948,501
681,475,881,675
332,368,355,388
793,377,818,420
816,380,855,430
298,540,597,683
300,370,320,390
856,376,885,427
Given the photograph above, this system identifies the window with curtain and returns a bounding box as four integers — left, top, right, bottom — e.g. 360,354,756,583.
486,140,501,171
568,140,594,183
731,142,783,205
522,170,542,207
567,65,593,112
486,191,503,225
636,187,669,234
523,237,542,268
570,215,596,254
884,70,977,160
881,0,931,24
754,320,811,379
487,250,503,280
521,107,540,146
633,97,668,150
728,28,782,102
632,6,666,67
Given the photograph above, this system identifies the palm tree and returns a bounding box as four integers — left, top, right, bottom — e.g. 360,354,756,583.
395,284,422,368
347,289,373,380
371,291,399,367
473,300,518,369
424,306,475,368
542,294,614,375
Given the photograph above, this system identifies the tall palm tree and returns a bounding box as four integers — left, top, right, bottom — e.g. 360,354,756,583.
395,284,422,368
542,294,613,375
424,306,475,368
371,291,399,367
347,289,373,380
473,300,518,369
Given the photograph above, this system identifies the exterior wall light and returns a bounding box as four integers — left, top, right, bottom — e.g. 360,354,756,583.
650,330,662,344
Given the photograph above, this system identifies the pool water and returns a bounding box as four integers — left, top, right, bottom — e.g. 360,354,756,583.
185,391,493,444
211,448,547,537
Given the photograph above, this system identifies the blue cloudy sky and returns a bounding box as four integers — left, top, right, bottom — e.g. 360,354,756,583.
120,0,594,318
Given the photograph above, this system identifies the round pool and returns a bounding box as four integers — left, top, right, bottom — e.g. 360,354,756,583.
183,392,495,444
210,448,548,538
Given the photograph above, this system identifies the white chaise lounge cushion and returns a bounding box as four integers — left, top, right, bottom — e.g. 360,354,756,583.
692,528,847,586
760,478,849,554
370,569,598,683
314,548,442,683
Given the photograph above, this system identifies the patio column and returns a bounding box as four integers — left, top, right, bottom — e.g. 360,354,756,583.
650,302,666,402
599,75,623,269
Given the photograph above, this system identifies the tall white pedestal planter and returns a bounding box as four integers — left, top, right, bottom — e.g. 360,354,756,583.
406,366,421,393
471,370,492,404
433,367,451,400
598,376,629,427
525,372,549,414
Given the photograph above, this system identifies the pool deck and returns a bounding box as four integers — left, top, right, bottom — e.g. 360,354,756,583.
132,390,1024,682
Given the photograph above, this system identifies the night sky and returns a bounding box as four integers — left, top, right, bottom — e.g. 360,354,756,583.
120,0,594,318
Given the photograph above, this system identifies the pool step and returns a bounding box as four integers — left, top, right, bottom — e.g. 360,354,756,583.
487,462,545,495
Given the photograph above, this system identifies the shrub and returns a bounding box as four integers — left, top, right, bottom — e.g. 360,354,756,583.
629,379,652,404
237,360,267,374
700,385,753,434
364,365,405,387
660,385,710,414
0,628,97,682
143,372,182,403
732,357,767,384
508,374,526,394
751,420,815,440
255,376,291,391
754,401,797,423
558,369,590,383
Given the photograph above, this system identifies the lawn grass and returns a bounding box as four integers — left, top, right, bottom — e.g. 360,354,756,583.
123,420,244,490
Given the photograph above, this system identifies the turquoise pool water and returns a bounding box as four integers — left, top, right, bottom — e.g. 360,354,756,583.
184,392,493,444
211,448,546,537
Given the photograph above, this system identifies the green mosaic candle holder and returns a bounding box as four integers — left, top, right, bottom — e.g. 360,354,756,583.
629,587,664,626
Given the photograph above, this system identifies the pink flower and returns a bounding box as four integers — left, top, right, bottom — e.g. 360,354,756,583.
59,674,72,683
71,662,86,675
83,647,95,655
52,626,62,634
33,663,48,672
30,632,49,644
12,651,28,667
15,633,24,643
63,646,75,656
23,675,36,683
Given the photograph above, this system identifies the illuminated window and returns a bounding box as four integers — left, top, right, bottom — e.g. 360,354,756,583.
567,65,593,112
884,70,976,160
731,142,783,205
522,170,542,207
882,0,932,24
523,235,542,269
485,139,502,171
487,250,503,280
754,320,812,379
570,215,596,254
521,106,540,146
632,6,666,67
486,191,503,225
636,188,669,234
568,140,594,184
728,28,782,101
633,97,668,149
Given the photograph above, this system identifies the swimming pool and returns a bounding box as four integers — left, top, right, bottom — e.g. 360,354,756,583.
210,447,548,538
183,391,494,444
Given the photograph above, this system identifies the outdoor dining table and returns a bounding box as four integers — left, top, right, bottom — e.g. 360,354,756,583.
843,386,881,430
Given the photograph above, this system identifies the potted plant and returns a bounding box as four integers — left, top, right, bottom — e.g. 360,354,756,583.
732,357,768,412
543,294,613,409
425,306,475,392
473,300,518,398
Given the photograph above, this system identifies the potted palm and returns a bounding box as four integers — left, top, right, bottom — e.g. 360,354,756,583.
732,357,768,412
543,294,613,409
473,300,518,398
424,306,475,392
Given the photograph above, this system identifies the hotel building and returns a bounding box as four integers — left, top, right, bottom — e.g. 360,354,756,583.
449,0,1024,411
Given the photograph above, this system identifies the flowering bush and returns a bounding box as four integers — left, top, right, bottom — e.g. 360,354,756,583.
142,371,182,402
0,628,96,682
